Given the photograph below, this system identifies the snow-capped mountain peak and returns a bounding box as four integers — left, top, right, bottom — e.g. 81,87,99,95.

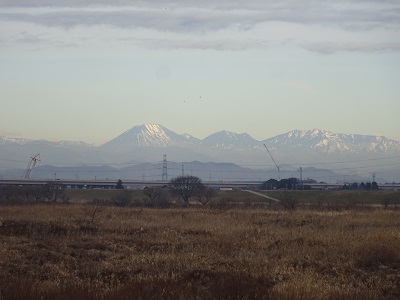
2,125,400,181
137,123,173,146
0,136,32,145
264,129,400,154
102,123,200,148
201,130,259,148
108,123,172,147
142,124,168,138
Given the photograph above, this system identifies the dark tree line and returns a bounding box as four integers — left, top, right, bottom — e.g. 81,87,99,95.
142,175,215,206
342,181,379,190
109,176,216,208
262,178,380,191
0,182,69,204
261,178,301,190
0,176,215,207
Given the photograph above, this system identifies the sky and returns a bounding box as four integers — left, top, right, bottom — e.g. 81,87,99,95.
0,0,399,145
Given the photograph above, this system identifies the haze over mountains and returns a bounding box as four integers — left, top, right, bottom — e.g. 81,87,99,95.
1,124,399,183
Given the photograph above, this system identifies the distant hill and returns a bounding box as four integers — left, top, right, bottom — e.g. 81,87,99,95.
1,124,399,182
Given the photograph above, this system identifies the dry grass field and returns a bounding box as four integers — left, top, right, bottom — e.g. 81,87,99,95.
0,200,399,300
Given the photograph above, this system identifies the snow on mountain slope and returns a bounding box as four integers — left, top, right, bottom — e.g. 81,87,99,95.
0,136,32,145
0,136,94,150
201,130,259,148
1,125,400,181
264,129,400,154
182,133,201,144
101,123,200,148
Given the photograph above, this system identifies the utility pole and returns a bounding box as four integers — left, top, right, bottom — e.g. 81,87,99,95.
181,164,185,176
299,167,303,190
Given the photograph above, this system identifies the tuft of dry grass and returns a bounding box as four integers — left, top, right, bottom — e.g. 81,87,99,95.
0,204,399,299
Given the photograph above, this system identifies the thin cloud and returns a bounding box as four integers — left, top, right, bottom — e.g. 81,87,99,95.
0,1,399,52
13,30,78,48
304,42,400,54
1,1,399,31
140,37,262,51
1,0,400,8
16,31,46,44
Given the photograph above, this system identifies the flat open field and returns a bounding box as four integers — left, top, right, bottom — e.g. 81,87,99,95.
0,201,399,299
65,189,400,209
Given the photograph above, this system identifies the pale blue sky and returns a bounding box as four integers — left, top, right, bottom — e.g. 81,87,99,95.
1,0,399,144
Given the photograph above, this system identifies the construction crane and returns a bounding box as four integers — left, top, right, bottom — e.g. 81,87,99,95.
263,144,281,180
23,154,40,179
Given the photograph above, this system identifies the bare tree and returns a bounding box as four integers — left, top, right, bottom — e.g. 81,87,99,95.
199,187,216,205
113,190,131,207
143,186,163,202
169,175,205,204
143,186,170,208
31,185,46,203
280,191,299,212
42,182,69,203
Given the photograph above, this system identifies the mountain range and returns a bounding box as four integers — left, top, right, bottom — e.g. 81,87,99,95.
1,124,399,183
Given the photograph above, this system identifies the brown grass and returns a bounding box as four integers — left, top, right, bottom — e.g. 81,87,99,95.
0,204,399,299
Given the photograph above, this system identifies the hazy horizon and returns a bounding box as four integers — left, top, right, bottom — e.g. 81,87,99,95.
1,1,399,144
1,123,400,146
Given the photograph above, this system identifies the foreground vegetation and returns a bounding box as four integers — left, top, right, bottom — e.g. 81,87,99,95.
0,200,399,299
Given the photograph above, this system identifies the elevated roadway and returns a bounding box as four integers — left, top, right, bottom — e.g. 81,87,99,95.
0,179,398,190
0,179,263,189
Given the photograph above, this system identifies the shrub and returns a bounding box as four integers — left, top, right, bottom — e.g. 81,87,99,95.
279,191,299,212
112,190,132,207
143,186,171,208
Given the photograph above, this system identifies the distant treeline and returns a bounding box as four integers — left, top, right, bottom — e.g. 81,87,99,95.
0,183,69,204
262,178,380,190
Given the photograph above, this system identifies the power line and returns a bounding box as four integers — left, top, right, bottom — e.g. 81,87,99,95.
1,154,399,169
241,154,400,168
